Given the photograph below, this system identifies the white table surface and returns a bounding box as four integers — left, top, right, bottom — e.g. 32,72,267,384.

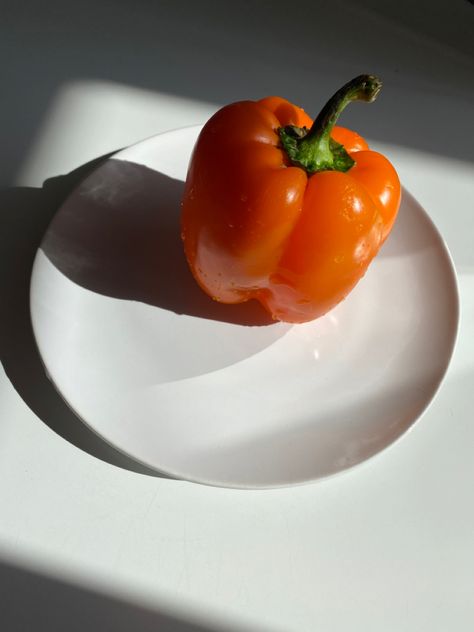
1,2,473,630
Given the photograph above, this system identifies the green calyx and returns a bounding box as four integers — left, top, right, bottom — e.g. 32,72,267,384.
278,74,382,175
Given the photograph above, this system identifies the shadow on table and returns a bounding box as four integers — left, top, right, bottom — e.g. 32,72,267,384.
0,557,253,632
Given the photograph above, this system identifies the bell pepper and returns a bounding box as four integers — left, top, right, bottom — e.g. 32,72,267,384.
181,75,401,323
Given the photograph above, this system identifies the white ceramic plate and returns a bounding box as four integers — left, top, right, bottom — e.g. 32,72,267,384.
30,126,459,488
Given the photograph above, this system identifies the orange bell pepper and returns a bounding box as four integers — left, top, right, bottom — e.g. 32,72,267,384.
181,75,401,323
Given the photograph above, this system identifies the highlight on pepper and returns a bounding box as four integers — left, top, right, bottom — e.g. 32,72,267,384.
181,75,401,323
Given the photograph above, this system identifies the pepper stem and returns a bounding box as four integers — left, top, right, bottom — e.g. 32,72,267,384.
279,74,382,174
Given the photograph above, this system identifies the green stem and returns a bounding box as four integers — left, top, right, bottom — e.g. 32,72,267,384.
279,74,382,174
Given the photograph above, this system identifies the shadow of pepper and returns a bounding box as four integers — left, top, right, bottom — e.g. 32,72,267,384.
41,158,272,326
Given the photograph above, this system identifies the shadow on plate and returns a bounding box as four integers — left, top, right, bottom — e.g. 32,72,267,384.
0,155,172,477
41,158,272,327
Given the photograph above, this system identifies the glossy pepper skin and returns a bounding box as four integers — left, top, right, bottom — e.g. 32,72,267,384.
181,75,401,323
